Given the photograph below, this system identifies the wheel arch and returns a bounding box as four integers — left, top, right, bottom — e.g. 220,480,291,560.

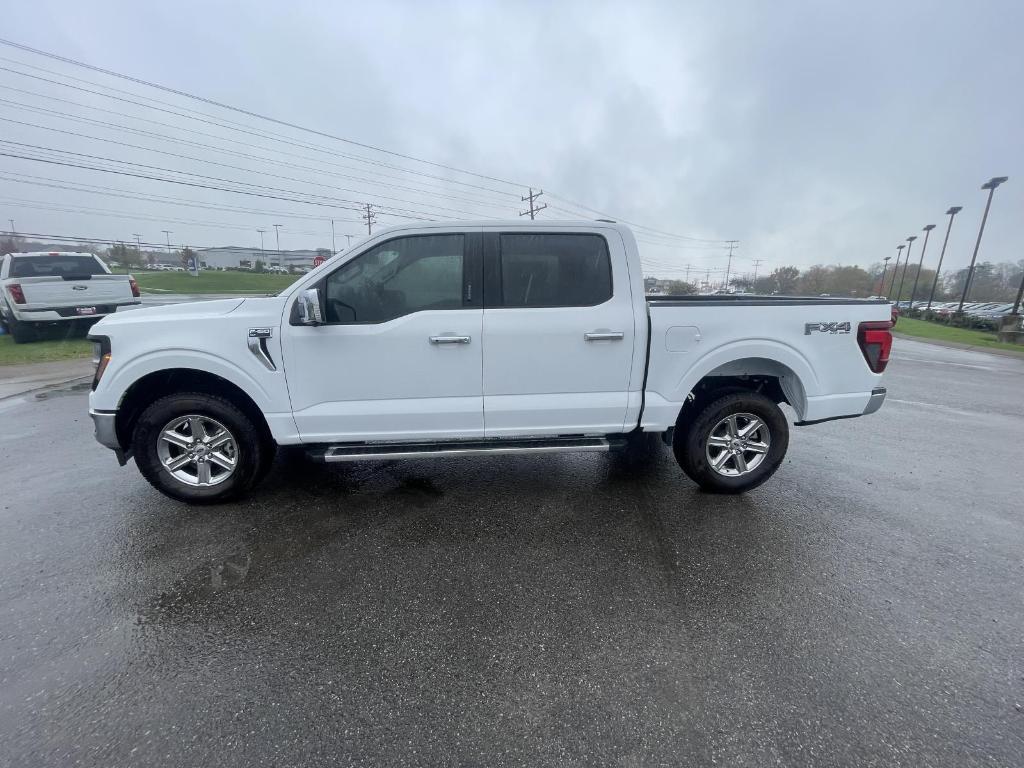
114,367,274,452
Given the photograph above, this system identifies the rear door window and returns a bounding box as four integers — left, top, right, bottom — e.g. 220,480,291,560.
498,233,612,307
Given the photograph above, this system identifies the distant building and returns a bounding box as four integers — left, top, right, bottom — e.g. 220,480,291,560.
196,246,322,270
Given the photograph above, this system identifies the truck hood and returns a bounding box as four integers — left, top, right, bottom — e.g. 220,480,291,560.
92,298,247,329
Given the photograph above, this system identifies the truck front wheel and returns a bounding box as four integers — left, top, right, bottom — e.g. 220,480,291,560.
132,392,272,504
674,391,789,494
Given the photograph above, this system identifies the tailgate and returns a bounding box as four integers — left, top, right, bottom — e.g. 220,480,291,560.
18,275,134,308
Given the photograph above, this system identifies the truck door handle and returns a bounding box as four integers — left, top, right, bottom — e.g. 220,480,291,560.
584,331,625,341
429,335,471,344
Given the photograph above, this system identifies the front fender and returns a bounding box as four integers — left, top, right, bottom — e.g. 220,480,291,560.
92,348,275,412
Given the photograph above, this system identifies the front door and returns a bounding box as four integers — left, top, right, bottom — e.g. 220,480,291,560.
481,231,636,437
282,232,484,443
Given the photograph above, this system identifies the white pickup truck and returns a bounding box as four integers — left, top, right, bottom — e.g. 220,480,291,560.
1,251,141,343
87,221,892,503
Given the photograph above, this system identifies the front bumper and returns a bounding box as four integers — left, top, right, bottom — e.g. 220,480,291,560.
90,409,130,466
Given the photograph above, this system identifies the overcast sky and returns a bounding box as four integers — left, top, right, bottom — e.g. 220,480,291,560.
2,0,1021,278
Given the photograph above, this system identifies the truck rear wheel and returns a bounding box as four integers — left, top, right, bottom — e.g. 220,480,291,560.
132,392,272,504
674,391,789,494
9,317,37,344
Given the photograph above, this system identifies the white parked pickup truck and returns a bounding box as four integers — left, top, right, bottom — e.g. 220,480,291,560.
1,251,141,343
87,221,892,503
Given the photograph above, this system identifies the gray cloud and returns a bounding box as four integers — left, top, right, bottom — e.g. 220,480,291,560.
2,0,1020,278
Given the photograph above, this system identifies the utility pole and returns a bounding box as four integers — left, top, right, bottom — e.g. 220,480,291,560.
519,188,547,220
331,219,337,255
926,206,962,310
684,264,692,282
133,233,142,264
908,224,936,308
345,234,353,249
752,258,764,287
957,176,1009,314
273,224,283,269
162,230,172,264
256,229,266,265
888,244,905,298
892,236,917,305
723,240,738,291
361,203,377,235
7,219,14,234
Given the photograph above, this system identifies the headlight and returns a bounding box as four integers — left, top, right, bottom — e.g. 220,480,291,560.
90,335,111,390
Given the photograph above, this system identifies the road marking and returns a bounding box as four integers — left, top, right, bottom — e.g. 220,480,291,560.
888,397,989,418
896,355,994,371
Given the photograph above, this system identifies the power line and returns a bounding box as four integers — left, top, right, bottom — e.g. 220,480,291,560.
0,40,735,244
0,39,530,188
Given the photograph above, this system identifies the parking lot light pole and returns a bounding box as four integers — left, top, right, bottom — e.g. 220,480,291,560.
878,256,892,295
926,206,962,310
908,224,935,308
957,176,1009,314
896,235,916,304
888,244,905,298
273,224,283,269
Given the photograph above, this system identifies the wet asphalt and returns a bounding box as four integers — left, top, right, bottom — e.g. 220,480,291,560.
0,337,1022,767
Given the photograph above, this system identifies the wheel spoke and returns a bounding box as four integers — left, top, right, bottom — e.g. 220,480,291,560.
707,435,732,448
734,451,749,473
160,430,191,450
208,451,236,471
726,415,739,438
207,430,232,451
746,441,769,455
712,450,732,470
188,416,208,441
165,454,192,471
196,461,212,485
739,418,764,439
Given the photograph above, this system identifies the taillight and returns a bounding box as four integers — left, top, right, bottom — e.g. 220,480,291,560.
129,276,140,298
7,283,26,304
858,320,893,373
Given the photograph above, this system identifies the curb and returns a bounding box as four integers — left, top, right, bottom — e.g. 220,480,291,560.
893,332,1024,359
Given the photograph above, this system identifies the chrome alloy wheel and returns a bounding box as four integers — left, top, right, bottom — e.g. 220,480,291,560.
705,412,771,477
156,415,238,487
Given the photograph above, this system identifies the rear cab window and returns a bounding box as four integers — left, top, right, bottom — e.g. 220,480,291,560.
497,233,612,307
10,255,107,279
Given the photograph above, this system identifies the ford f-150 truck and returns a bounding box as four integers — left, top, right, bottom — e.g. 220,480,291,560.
1,251,141,342
87,221,892,503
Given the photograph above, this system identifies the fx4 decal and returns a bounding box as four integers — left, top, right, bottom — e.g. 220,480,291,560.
805,321,851,335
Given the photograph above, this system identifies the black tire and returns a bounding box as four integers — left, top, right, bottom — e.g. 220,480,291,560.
9,317,37,344
673,391,789,494
132,392,272,504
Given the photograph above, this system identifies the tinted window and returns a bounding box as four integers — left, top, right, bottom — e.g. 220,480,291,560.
323,234,464,323
10,255,104,278
499,234,612,307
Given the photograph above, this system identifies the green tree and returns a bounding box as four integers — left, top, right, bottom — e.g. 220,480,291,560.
108,242,141,268
664,279,697,295
767,266,800,294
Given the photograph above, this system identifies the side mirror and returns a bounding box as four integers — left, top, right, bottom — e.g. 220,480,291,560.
296,288,324,325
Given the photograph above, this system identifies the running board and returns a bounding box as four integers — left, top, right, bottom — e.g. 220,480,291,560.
311,436,619,463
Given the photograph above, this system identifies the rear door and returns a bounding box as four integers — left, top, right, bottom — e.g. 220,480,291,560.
481,230,636,437
281,231,485,443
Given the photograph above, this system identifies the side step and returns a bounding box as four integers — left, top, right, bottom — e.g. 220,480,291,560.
310,436,621,463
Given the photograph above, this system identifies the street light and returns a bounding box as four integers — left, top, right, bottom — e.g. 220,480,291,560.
888,244,905,298
162,230,172,264
273,224,283,269
895,235,917,304
926,206,962,310
879,256,892,295
957,176,1009,313
907,224,936,309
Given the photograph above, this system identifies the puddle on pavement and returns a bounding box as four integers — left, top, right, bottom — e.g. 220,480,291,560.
33,380,92,399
